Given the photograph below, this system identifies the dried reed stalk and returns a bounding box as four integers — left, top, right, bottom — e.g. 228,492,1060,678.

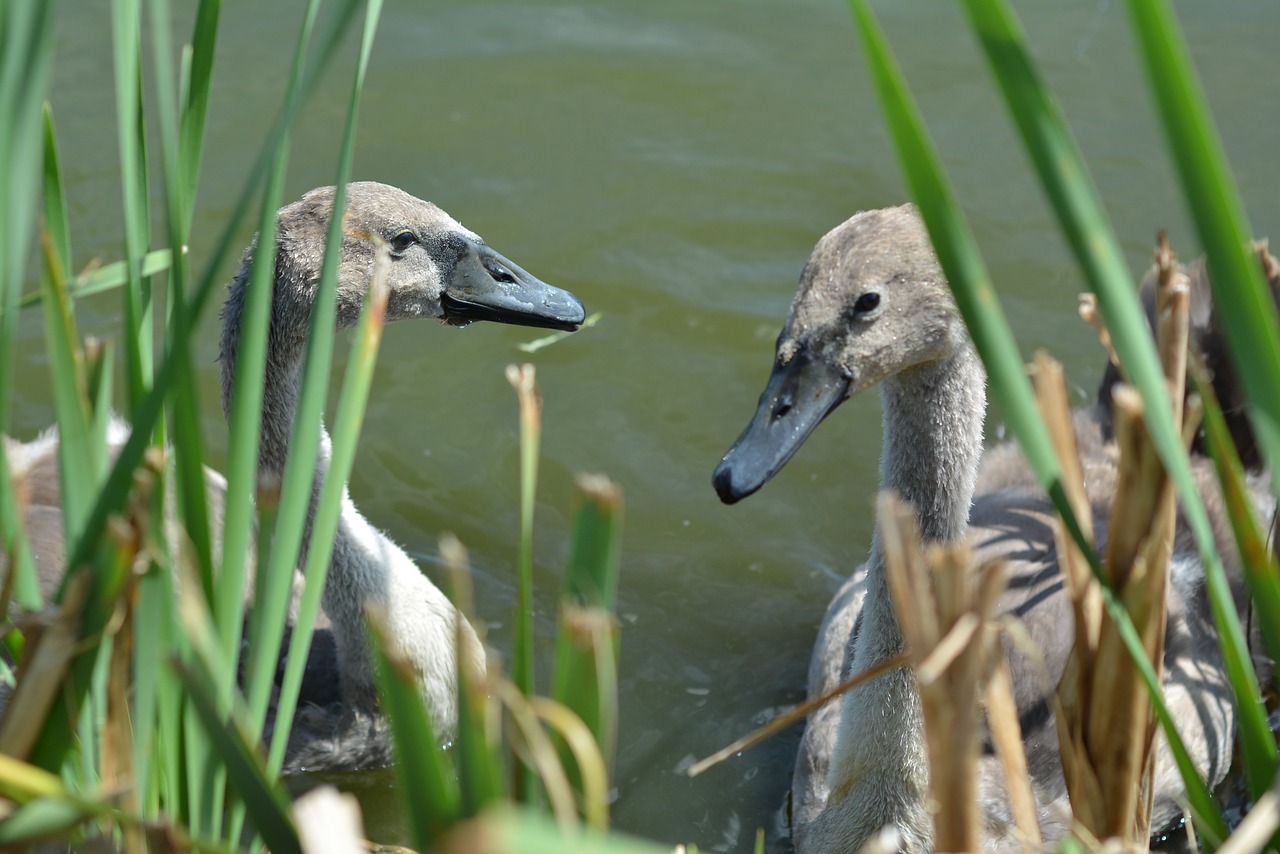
1055,234,1191,846
0,573,87,759
881,493,1008,853
983,651,1041,850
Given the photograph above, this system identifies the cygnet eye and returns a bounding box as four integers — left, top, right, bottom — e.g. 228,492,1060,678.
852,292,881,316
390,230,417,253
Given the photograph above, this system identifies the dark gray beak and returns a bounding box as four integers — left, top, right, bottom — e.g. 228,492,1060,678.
712,350,850,504
443,245,585,332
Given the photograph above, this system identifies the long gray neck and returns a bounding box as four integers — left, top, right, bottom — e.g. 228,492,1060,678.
860,338,987,657
822,337,987,845
219,272,384,704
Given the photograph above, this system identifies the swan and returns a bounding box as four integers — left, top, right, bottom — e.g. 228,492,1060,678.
3,181,586,772
1096,243,1280,472
712,204,1268,852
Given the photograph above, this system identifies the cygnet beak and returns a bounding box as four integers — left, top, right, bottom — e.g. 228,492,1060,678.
443,245,585,332
713,349,850,504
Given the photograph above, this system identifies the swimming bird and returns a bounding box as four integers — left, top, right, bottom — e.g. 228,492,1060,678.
1096,243,1280,472
4,181,586,772
712,205,1266,852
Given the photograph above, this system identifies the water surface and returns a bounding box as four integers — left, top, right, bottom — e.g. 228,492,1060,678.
28,1,1280,850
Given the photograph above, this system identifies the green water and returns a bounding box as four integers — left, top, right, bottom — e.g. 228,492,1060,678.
24,1,1280,849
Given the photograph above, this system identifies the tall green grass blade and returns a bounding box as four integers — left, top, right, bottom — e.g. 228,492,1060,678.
849,0,1067,530
1195,374,1280,673
560,476,623,611
175,661,300,854
131,557,171,815
253,0,382,750
848,0,1230,839
1127,0,1280,501
57,0,365,591
38,101,105,612
178,0,221,232
41,105,71,277
267,188,389,774
261,0,376,773
40,195,98,556
441,537,505,817
957,0,1274,801
217,0,327,670
154,9,222,725
217,154,288,671
134,0,225,835
0,798,93,845
112,0,154,406
507,363,541,803
456,641,504,819
33,0,366,781
15,250,176,310
150,486,189,821
0,0,57,613
514,369,540,698
436,806,672,854
552,475,623,787
369,615,462,850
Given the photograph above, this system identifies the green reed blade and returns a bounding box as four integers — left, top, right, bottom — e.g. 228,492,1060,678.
0,0,57,612
130,556,172,814
227,0,342,727
370,614,462,849
849,0,1064,524
560,476,623,611
550,606,619,824
178,0,221,231
212,1,331,837
262,0,374,773
39,107,103,569
146,0,217,640
175,661,300,854
254,0,382,751
85,342,113,452
15,250,175,310
233,2,334,732
33,0,366,780
515,373,540,697
39,109,98,563
1127,9,1280,805
80,632,112,787
112,0,154,406
506,363,542,803
551,475,623,793
435,805,672,854
217,152,287,671
442,539,505,817
267,188,388,775
38,227,96,563
848,0,1230,839
959,0,1274,803
0,798,92,845
1196,374,1280,677
1127,0,1280,502
141,0,226,834
154,590,185,816
41,105,71,277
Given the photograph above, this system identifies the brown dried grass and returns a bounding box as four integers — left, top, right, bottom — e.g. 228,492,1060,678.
880,494,1009,853
1054,234,1194,847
